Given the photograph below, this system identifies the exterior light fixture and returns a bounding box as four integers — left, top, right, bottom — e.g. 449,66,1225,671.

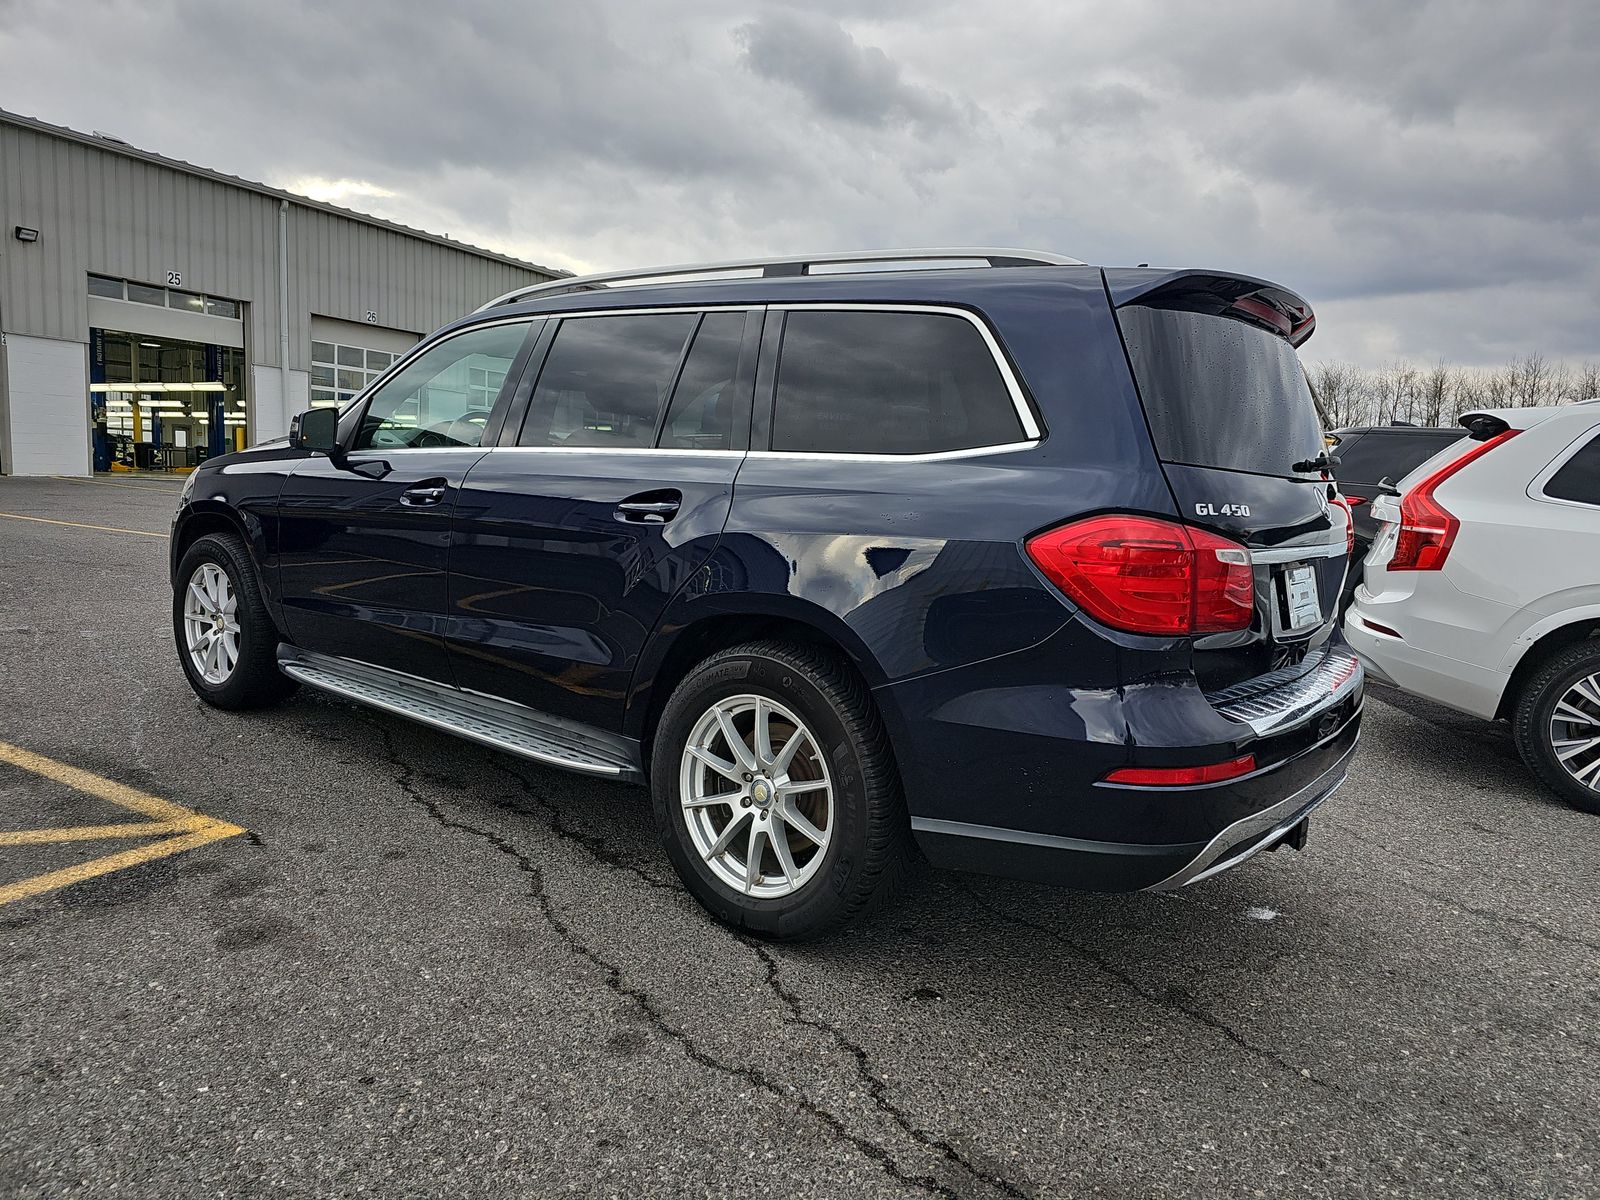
14,226,40,242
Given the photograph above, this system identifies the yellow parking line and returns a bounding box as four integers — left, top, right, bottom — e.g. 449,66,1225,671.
0,819,202,846
0,824,240,907
0,740,199,821
0,511,168,538
0,740,244,905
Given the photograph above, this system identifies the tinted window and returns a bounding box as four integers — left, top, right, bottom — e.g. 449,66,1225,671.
771,311,1024,455
353,321,530,450
1545,432,1600,505
658,312,745,450
1119,307,1323,477
520,313,697,447
1332,429,1465,486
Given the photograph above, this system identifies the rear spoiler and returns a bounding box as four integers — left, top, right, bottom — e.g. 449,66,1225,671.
1457,407,1568,439
1102,268,1316,347
1459,412,1511,441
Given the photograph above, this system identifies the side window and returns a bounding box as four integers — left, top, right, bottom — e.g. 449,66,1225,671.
1544,432,1600,505
771,310,1026,455
519,313,697,447
353,322,530,450
657,312,745,450
1342,432,1464,485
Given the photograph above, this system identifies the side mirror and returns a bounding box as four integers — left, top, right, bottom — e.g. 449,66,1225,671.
290,407,341,456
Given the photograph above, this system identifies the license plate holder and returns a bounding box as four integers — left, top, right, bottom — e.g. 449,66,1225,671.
1281,564,1322,631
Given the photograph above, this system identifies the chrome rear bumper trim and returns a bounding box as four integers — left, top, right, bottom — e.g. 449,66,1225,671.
1144,734,1358,891
1208,645,1364,736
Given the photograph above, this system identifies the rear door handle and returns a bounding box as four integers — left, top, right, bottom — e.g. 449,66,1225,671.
400,480,448,507
616,491,682,524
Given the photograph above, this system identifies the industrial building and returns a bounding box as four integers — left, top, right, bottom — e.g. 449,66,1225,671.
0,109,564,475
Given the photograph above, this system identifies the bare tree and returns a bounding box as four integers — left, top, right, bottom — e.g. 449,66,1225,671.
1420,363,1451,427
1575,362,1600,402
1306,353,1600,426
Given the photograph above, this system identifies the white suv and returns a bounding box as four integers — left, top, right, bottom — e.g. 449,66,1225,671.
1345,402,1600,814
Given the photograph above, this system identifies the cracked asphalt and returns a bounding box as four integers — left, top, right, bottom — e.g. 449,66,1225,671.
1,474,1597,1199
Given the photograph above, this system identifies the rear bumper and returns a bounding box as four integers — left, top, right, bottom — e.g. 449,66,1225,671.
912,713,1358,890
880,620,1365,892
1344,602,1504,719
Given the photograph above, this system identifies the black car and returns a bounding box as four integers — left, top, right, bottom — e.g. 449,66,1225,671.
1328,423,1469,608
170,248,1363,938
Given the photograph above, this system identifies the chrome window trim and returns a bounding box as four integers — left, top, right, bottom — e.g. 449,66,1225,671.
766,302,1043,444
344,301,1043,462
476,446,747,459
747,440,1040,465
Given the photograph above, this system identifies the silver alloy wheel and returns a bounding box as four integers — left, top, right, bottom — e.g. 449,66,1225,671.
1549,672,1600,791
182,561,242,685
679,693,834,898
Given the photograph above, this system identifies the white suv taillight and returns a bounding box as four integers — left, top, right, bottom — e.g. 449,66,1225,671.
1388,431,1518,572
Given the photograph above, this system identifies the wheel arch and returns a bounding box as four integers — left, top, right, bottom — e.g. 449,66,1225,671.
1498,618,1600,719
626,598,890,759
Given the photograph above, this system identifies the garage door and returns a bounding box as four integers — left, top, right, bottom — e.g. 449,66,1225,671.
309,316,419,409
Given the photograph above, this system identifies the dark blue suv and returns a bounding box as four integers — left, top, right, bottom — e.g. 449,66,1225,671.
170,249,1363,938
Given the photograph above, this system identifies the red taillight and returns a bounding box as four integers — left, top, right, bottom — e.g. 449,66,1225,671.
1104,754,1257,786
1025,515,1254,636
1387,430,1518,572
1330,493,1355,556
1343,495,1367,505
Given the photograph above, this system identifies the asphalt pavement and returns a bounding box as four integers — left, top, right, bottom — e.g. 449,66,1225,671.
1,474,1596,1199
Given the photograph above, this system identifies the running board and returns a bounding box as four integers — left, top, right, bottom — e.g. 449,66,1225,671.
276,646,642,782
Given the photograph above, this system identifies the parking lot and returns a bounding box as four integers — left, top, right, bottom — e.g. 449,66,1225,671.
0,474,1595,1199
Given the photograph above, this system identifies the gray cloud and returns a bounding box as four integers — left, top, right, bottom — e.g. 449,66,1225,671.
1,0,1596,368
734,10,965,133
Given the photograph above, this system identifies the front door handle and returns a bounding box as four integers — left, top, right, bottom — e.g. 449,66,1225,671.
400,480,448,507
616,491,682,524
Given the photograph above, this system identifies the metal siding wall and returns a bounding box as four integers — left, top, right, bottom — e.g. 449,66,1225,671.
279,206,547,371
1,118,555,468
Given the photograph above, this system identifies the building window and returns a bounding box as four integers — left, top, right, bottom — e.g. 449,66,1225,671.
311,339,398,408
87,274,242,320
126,281,167,306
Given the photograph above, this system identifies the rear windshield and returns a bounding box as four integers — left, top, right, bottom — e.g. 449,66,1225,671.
1118,306,1324,478
1331,429,1465,486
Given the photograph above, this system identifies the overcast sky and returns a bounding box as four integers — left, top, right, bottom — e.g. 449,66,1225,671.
2,0,1596,368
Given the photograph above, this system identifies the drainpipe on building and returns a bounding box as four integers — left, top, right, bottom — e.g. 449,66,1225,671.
278,199,292,438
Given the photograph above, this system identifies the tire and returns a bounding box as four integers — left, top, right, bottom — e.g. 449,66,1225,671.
172,532,298,711
1511,639,1600,815
650,640,911,940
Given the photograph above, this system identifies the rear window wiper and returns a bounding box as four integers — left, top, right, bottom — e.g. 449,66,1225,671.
1292,450,1340,473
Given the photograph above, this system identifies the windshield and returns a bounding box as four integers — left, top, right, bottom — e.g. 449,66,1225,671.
1118,306,1324,478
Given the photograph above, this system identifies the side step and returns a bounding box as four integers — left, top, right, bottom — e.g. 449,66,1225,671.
277,646,642,782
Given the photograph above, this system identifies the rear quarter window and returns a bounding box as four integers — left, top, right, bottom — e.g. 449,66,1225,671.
1543,431,1600,505
770,310,1026,455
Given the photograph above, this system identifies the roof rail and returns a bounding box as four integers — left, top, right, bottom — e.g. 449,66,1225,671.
472,247,1083,312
